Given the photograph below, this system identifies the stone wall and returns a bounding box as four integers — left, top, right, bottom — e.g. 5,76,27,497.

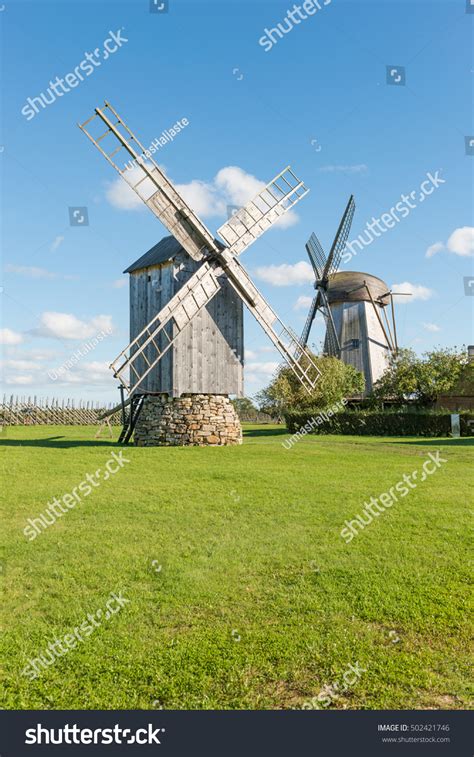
134,394,242,447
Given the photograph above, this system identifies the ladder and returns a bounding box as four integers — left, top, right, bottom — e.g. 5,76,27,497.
78,102,217,262
110,261,223,392
118,394,146,445
219,252,321,392
217,167,308,256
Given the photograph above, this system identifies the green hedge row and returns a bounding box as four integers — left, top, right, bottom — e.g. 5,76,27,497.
284,409,474,437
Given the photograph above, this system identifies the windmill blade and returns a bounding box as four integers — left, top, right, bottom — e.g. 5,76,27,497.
217,166,309,256
319,289,341,357
305,233,327,280
218,252,321,393
111,250,321,395
299,292,321,350
323,195,356,279
110,261,224,392
78,102,218,262
324,315,340,357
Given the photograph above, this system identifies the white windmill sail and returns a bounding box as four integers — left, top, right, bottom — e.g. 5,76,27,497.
79,102,320,394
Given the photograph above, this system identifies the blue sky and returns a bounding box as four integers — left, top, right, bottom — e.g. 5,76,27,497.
1,0,473,403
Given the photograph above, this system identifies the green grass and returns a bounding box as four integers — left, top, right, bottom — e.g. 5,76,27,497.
1,424,472,710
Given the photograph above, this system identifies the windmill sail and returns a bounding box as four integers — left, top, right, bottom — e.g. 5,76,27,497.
79,102,218,262
299,196,355,352
323,195,355,279
219,253,320,392
80,102,318,394
110,261,223,392
305,233,327,280
299,292,320,350
217,167,308,256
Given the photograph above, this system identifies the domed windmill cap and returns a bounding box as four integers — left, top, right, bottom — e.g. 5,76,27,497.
326,271,391,305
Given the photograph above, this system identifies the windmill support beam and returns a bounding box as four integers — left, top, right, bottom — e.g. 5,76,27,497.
390,293,399,353
364,283,394,354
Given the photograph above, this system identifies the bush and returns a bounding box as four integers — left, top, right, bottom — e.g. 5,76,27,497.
284,408,474,437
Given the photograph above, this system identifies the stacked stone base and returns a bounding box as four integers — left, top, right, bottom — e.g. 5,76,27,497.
134,394,242,447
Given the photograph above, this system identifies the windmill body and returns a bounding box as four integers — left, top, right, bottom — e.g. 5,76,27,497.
300,196,402,397
79,102,320,444
324,271,391,393
125,236,244,397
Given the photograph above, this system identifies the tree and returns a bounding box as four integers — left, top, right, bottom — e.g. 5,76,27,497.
255,353,364,414
372,347,470,406
231,397,257,417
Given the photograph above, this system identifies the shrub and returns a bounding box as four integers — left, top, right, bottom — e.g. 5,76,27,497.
284,408,474,437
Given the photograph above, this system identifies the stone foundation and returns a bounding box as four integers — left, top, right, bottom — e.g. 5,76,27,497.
134,394,242,447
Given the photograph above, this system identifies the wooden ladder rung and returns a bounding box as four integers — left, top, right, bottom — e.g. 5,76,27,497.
108,145,124,158
80,113,97,128
96,129,112,142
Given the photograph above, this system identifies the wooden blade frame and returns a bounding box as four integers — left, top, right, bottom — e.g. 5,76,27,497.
217,167,309,256
80,102,318,393
305,233,327,280
298,292,320,351
79,101,217,262
321,195,356,282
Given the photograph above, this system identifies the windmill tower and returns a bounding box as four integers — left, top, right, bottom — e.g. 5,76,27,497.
79,102,320,445
300,196,403,394
123,236,244,397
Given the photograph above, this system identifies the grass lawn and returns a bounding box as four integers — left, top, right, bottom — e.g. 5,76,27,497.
1,424,472,710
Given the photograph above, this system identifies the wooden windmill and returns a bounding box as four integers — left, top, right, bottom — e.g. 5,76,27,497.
79,102,321,442
300,196,408,394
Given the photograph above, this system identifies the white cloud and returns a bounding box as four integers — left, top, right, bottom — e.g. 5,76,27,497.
294,294,314,310
319,164,368,174
425,241,444,259
255,261,314,286
112,278,127,289
50,361,112,385
105,166,145,210
32,312,114,340
422,322,440,332
426,227,474,259
5,374,33,385
5,264,76,280
1,359,41,371
50,235,65,252
244,349,258,360
0,328,24,345
447,226,474,257
105,164,299,228
176,178,224,217
245,361,279,375
5,264,56,279
4,347,59,361
392,282,434,301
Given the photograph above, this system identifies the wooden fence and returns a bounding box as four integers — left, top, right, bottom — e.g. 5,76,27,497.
0,396,122,426
239,412,280,424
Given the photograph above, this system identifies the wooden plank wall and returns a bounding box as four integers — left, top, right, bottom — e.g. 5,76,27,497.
172,254,244,396
129,253,244,397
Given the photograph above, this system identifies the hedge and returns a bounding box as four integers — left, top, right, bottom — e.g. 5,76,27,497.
284,409,474,437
